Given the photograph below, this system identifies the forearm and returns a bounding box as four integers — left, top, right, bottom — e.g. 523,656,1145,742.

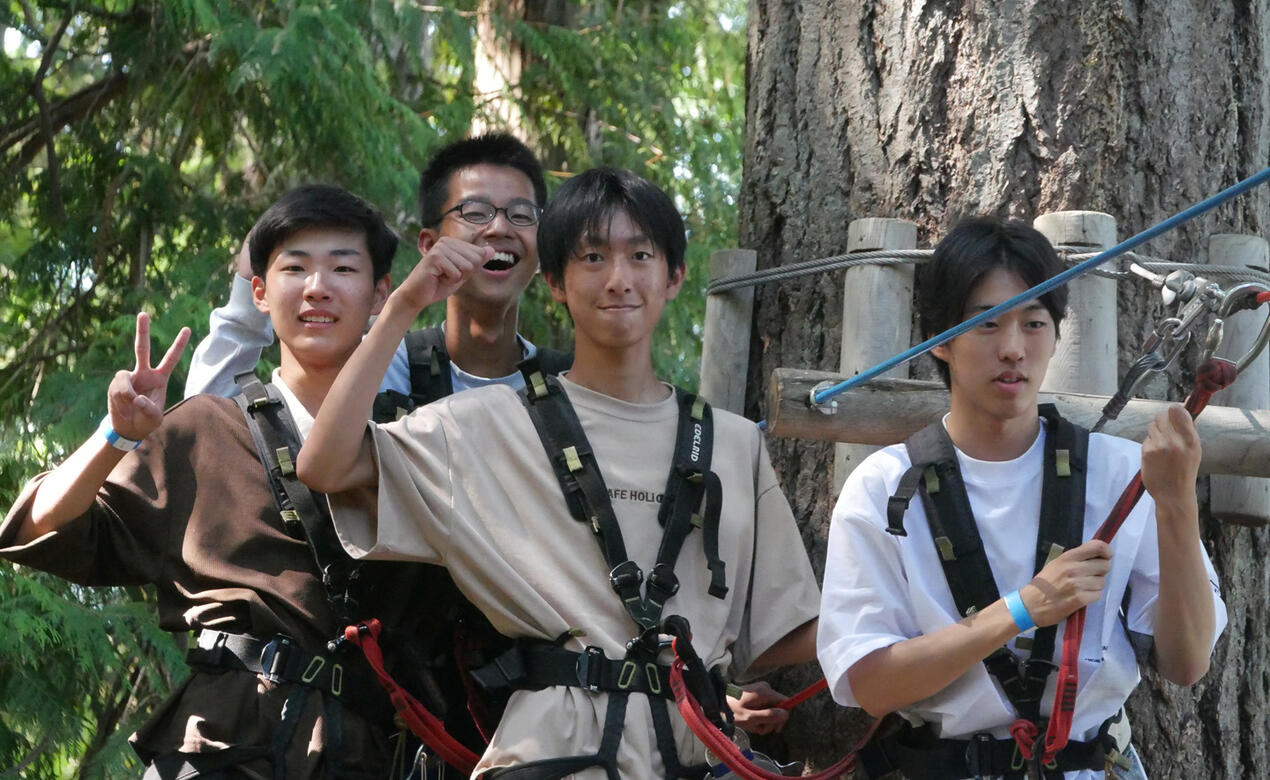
748,619,818,675
847,599,1021,717
297,295,419,493
1151,497,1215,686
20,435,127,545
184,274,272,398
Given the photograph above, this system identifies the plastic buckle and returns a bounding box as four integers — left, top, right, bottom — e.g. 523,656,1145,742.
647,563,680,601
609,560,643,595
964,732,993,779
575,646,605,693
259,634,295,685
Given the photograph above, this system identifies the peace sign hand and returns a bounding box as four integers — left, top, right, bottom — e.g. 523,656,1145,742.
106,312,192,442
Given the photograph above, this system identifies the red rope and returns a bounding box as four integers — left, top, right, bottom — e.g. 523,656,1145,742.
1030,357,1237,763
1257,290,1270,304
343,620,481,776
775,677,828,710
670,639,865,780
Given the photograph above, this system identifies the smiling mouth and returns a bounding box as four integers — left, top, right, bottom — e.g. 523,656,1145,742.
484,251,519,271
300,314,335,324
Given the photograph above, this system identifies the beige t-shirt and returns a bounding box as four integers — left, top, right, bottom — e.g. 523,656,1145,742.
329,375,819,777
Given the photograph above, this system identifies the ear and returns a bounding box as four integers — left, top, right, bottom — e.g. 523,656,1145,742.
417,228,438,255
370,275,391,315
251,275,269,314
663,264,686,301
930,341,950,363
546,270,568,304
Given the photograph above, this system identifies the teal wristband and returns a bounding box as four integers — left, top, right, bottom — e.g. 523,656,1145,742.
99,416,143,452
1004,589,1035,633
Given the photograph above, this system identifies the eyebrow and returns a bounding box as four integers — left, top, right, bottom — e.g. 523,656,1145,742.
968,301,1046,314
459,195,536,206
278,246,365,257
580,232,654,250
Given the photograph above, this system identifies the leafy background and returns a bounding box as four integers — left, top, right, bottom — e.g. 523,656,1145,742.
0,0,744,774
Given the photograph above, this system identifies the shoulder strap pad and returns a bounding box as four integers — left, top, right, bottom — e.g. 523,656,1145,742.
404,327,454,406
535,347,573,376
886,422,950,537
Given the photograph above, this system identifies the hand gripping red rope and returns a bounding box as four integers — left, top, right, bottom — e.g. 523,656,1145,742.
343,620,481,776
669,636,871,780
1017,358,1238,765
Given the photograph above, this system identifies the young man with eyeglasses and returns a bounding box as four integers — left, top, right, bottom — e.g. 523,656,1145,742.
185,133,566,403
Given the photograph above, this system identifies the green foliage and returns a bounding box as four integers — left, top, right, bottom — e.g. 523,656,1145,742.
0,0,745,773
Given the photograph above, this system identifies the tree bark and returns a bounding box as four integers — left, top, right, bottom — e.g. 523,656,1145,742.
741,1,1270,775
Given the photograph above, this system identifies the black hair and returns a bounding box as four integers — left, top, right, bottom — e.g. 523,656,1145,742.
418,133,548,225
537,167,686,284
248,184,398,279
917,216,1068,387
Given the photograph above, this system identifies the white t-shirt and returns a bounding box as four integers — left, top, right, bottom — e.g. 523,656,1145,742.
818,417,1226,778
327,376,821,778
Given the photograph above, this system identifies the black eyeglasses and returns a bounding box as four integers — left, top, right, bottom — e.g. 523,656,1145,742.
440,200,540,227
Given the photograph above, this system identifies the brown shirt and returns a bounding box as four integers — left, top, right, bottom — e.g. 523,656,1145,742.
0,394,391,778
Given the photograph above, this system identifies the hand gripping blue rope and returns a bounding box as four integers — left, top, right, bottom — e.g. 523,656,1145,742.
808,165,1270,408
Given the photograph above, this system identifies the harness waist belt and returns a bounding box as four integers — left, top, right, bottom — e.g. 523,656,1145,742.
861,725,1112,779
471,642,676,700
187,629,394,726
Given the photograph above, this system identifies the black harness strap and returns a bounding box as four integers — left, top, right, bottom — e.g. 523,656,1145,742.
504,360,720,779
404,327,455,409
518,366,725,633
381,327,576,422
884,405,1090,778
234,374,360,623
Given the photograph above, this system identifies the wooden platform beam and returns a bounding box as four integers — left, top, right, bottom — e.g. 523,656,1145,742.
766,369,1270,478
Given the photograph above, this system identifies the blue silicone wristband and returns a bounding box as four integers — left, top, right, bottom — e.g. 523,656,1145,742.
99,415,143,451
1004,589,1035,633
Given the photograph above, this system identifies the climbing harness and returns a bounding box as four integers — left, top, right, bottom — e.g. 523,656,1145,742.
867,405,1123,779
465,359,726,779
232,373,489,779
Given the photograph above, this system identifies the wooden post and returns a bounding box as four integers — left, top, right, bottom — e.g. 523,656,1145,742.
766,370,1270,477
834,218,918,491
1207,234,1270,525
1033,212,1119,395
700,249,757,414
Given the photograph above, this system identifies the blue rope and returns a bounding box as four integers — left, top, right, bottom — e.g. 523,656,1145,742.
811,165,1270,406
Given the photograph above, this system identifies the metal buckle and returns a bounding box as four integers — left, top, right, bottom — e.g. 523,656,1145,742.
575,646,605,693
258,634,295,685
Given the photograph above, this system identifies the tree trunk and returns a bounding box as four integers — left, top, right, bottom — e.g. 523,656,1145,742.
740,1,1270,776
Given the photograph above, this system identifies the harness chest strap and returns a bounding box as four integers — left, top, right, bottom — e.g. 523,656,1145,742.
518,364,727,634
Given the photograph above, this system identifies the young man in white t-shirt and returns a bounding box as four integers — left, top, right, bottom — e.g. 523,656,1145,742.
298,167,821,778
818,216,1226,779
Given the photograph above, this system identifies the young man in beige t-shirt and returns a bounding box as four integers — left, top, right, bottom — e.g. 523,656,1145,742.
299,167,820,778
